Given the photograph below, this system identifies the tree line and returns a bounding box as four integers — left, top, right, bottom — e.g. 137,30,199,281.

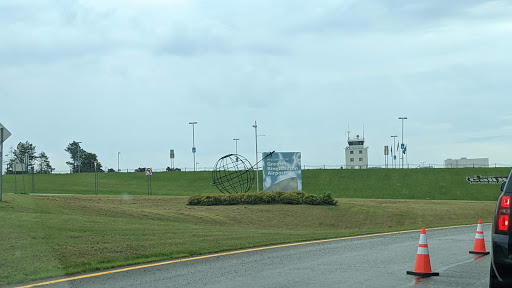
5,141,53,174
5,141,103,174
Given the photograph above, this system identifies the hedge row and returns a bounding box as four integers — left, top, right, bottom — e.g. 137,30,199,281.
187,191,338,206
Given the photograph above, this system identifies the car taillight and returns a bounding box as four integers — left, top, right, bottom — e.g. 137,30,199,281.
502,196,511,208
499,215,509,231
497,195,511,233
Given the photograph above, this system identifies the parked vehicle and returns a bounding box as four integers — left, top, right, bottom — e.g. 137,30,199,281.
490,169,512,287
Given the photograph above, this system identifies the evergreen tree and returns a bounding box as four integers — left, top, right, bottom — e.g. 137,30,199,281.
65,141,103,173
36,152,54,174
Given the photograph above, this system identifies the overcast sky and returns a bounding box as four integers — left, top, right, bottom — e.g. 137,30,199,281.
1,0,511,172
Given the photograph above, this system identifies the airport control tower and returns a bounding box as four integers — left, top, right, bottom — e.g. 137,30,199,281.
345,133,368,169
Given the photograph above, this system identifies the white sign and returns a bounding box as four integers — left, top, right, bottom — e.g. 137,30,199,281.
0,123,11,142
467,176,507,184
94,161,97,170
146,168,153,176
14,162,24,172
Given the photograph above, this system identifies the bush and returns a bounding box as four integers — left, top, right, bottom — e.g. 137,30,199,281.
187,191,338,206
278,191,304,204
204,195,223,206
321,193,338,205
187,195,203,206
260,192,276,204
303,194,323,205
221,194,240,205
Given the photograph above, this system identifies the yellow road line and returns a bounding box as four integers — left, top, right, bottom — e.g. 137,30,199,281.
17,223,486,288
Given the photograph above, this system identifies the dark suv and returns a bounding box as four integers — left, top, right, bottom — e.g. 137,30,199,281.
490,169,512,287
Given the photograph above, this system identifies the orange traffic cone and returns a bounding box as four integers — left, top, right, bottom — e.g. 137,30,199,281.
469,220,490,255
407,227,439,277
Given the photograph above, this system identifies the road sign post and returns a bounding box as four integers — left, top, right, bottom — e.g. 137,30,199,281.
31,166,35,193
0,124,12,201
94,161,98,195
146,168,153,195
22,163,26,194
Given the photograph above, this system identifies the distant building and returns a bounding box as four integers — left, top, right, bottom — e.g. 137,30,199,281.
345,134,368,169
444,157,489,168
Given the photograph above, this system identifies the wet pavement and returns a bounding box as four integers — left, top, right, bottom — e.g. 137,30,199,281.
25,225,491,288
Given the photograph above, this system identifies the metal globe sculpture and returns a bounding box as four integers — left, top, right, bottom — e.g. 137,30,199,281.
212,154,255,194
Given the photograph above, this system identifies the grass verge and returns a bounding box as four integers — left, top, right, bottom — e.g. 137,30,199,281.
0,193,496,286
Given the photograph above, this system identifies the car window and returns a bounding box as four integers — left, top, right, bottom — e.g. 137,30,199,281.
504,170,512,193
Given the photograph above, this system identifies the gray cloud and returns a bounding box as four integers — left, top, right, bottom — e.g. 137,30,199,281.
1,0,512,171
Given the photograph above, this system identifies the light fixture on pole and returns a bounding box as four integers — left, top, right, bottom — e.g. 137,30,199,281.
118,152,120,172
77,141,82,173
398,117,407,169
252,121,259,193
233,138,239,155
391,135,397,169
189,122,198,171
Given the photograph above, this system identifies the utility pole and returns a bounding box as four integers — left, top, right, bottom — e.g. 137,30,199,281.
253,121,259,193
189,122,198,171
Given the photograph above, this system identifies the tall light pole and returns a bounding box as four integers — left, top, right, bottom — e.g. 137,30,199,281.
252,121,259,193
189,122,197,171
398,117,407,169
77,141,82,173
118,152,120,172
391,135,397,169
233,138,239,155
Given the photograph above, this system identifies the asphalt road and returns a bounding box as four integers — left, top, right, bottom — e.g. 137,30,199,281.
21,225,491,288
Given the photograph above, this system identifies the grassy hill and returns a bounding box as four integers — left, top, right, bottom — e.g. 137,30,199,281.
303,167,510,201
2,167,509,200
1,167,509,286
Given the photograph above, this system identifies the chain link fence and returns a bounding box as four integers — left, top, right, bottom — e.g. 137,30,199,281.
47,162,512,174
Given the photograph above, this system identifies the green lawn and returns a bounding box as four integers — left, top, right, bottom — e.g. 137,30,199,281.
303,167,510,200
0,194,496,286
2,167,509,200
2,170,217,196
0,167,508,286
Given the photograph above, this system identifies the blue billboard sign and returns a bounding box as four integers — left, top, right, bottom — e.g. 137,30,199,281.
262,152,302,192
